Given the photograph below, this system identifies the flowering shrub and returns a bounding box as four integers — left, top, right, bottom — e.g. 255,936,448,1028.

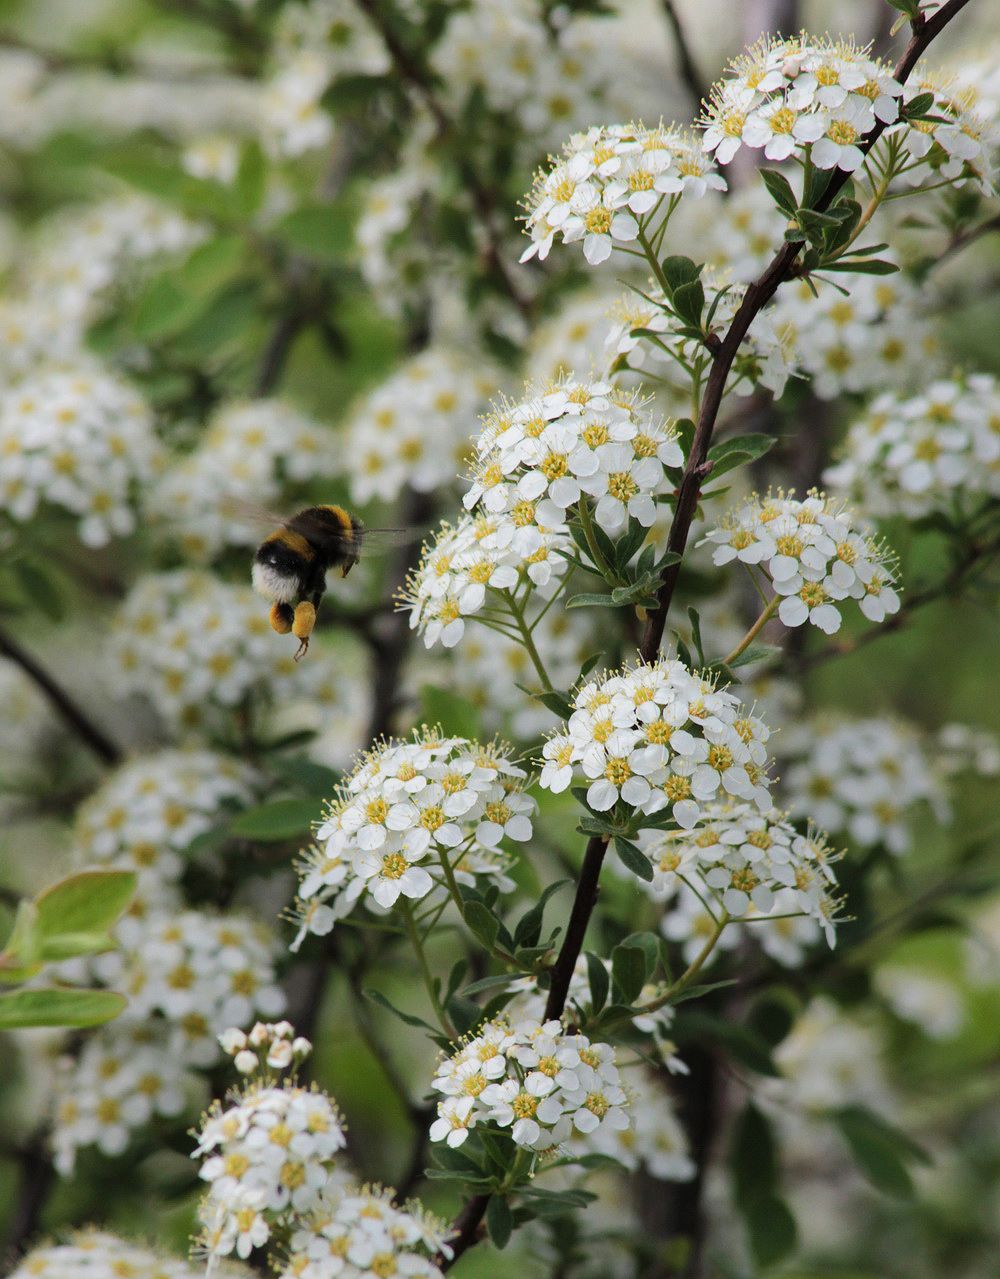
1,3,999,1279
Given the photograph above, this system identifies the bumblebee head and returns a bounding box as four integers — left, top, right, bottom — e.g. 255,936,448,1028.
252,539,303,603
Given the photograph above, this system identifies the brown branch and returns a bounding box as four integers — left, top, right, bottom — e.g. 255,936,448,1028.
0,626,122,766
637,0,974,664
437,2,977,1266
933,210,1000,272
661,2,709,111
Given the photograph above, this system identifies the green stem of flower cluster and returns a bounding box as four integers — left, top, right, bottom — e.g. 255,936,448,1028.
502,590,555,694
720,594,781,666
577,495,619,586
402,900,454,1038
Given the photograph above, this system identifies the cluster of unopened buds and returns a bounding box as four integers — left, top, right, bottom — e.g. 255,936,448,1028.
219,1022,313,1077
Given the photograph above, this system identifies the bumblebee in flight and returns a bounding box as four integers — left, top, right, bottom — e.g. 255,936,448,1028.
248,504,414,659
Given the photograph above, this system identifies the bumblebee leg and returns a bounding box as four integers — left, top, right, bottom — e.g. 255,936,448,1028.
341,555,359,578
292,600,317,661
269,602,294,634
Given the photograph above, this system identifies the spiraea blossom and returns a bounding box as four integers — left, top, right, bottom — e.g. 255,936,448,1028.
289,732,534,946
111,571,341,733
526,289,620,384
607,271,799,398
701,34,903,173
341,348,501,504
521,121,726,265
568,1066,696,1182
50,1023,191,1175
400,512,571,651
149,399,338,561
8,1230,252,1279
640,802,841,946
430,1018,630,1153
280,1185,449,1279
699,489,901,635
72,750,258,935
778,715,949,854
769,268,939,401
823,374,1000,518
540,658,773,829
894,66,997,194
467,378,683,537
0,364,161,546
194,1082,348,1260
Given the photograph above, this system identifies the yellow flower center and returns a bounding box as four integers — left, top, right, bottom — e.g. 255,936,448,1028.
607,471,638,501
708,745,734,771
827,120,857,145
584,207,612,235
540,451,569,480
380,852,408,879
605,757,632,786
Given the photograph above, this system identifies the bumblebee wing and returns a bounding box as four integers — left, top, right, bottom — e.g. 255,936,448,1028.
218,496,289,530
355,526,428,555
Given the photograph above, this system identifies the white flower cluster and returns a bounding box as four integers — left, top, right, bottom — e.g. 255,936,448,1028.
468,378,682,537
526,289,619,384
150,400,337,560
280,1186,449,1279
51,913,285,1172
778,715,949,854
700,489,900,635
355,161,434,318
896,66,997,194
607,272,799,398
50,1024,190,1175
0,365,161,546
194,1082,348,1260
541,658,772,828
111,571,341,733
702,34,903,172
401,513,570,651
673,184,786,285
290,731,533,945
641,802,841,945
769,270,939,401
874,966,964,1039
570,1067,695,1182
73,749,257,935
522,122,726,265
430,1018,630,1152
9,1230,251,1279
823,375,1000,518
0,196,204,379
261,0,388,156
342,348,500,505
431,0,616,151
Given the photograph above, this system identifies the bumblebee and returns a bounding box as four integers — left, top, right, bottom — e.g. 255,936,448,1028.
251,505,364,659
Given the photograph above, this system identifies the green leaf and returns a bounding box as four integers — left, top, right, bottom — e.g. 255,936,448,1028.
677,1011,779,1074
486,1196,512,1249
230,798,323,841
0,901,40,981
462,974,520,998
585,951,609,1014
707,433,777,478
660,255,701,293
687,607,704,665
758,168,798,217
364,988,436,1033
620,931,659,982
464,901,501,951
904,91,935,119
824,257,900,275
0,987,127,1030
233,141,266,216
672,278,705,327
611,944,647,1004
267,756,338,797
726,644,778,669
832,1107,920,1197
513,880,568,949
731,1103,778,1206
531,689,574,720
34,871,136,946
419,684,482,739
274,203,355,261
613,836,653,883
743,1195,798,1267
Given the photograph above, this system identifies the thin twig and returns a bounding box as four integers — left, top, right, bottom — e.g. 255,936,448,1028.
0,626,121,766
